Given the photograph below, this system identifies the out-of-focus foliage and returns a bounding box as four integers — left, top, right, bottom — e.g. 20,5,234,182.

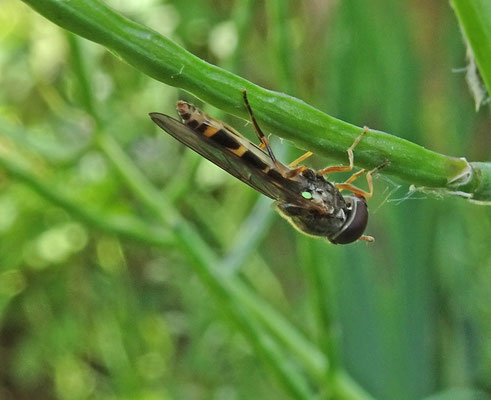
0,1,490,400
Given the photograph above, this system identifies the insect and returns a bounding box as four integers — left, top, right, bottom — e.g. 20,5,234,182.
149,90,386,244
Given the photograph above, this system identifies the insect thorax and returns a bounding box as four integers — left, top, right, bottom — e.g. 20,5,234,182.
276,170,348,238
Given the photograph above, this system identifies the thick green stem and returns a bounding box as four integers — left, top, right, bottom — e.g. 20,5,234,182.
21,0,490,201
469,162,491,202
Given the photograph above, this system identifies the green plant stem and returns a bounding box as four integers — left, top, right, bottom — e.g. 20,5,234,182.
0,155,175,248
450,0,491,93
174,223,317,400
299,238,341,378
469,162,491,202
335,372,377,400
21,0,491,201
0,117,89,165
220,196,275,272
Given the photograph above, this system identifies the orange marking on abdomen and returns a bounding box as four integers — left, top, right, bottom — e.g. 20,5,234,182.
230,145,247,157
203,126,219,137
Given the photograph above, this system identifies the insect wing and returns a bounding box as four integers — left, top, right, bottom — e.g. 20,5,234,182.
149,112,310,203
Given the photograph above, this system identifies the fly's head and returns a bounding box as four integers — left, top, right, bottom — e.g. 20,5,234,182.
327,195,368,244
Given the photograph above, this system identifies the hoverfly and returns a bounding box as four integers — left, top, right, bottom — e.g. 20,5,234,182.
150,90,386,244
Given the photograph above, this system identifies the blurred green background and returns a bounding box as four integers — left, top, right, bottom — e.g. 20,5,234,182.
1,0,490,399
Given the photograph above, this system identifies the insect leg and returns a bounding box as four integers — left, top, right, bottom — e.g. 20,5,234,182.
283,151,313,178
335,161,388,198
343,168,366,184
317,126,369,175
359,235,375,242
289,151,313,168
285,166,308,178
335,183,372,198
242,90,279,167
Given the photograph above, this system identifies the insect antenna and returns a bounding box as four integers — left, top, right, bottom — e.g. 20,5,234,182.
241,90,279,168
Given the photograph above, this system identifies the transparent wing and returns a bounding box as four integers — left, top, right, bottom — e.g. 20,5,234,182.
149,112,313,205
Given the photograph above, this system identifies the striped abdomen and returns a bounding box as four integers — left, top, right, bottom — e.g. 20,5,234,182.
177,101,273,173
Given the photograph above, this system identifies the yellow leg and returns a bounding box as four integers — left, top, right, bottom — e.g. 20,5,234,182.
284,151,313,178
285,166,308,179
318,126,369,176
344,168,366,185
336,162,388,199
289,151,313,168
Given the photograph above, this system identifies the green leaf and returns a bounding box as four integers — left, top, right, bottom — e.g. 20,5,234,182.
451,0,491,96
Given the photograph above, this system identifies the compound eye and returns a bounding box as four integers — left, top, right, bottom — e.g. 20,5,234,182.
329,196,368,244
